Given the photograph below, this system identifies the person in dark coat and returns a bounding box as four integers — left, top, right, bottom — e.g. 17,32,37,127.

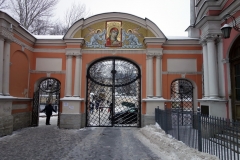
108,102,113,120
42,101,56,125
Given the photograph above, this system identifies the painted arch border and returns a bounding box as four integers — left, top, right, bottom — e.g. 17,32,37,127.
64,12,166,39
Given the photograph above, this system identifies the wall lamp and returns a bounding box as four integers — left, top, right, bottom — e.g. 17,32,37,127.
221,14,240,39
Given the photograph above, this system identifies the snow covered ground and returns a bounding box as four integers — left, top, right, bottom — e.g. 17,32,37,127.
138,123,219,160
39,116,218,159
1,116,219,160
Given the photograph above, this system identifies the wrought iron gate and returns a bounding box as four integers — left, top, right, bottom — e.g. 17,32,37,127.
32,78,61,126
86,57,141,127
171,79,194,126
32,89,40,126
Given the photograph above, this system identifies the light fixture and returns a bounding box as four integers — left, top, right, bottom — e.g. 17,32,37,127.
221,14,240,39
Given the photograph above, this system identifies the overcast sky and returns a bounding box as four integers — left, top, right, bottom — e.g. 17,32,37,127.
55,0,190,37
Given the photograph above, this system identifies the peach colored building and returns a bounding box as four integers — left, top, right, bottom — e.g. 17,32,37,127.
0,0,238,137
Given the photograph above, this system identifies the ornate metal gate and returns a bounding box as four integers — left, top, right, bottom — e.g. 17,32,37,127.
86,57,141,127
171,79,194,125
32,78,61,126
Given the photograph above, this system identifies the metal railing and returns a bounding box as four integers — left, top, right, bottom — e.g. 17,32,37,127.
155,107,240,160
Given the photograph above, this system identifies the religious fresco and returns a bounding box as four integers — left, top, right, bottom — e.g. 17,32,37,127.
80,20,154,49
105,21,122,47
85,28,106,48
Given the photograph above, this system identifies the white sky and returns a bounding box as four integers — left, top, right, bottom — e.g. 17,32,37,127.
55,0,190,36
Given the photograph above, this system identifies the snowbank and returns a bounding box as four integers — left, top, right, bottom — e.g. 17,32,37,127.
139,123,219,160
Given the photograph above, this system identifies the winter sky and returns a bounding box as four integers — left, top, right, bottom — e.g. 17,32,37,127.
55,0,190,37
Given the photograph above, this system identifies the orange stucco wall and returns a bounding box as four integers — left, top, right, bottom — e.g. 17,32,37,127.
8,20,203,118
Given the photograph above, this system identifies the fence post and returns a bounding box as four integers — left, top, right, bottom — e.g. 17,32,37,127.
177,106,180,140
197,107,202,152
155,106,159,124
165,108,168,134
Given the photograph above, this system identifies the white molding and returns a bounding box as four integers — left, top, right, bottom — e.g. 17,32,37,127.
162,71,202,74
65,48,82,56
163,50,202,54
142,97,170,102
33,49,65,53
65,12,165,39
197,98,227,103
82,49,146,54
0,95,17,100
147,48,163,56
60,97,84,101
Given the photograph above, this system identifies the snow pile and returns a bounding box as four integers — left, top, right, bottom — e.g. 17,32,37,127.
139,123,219,160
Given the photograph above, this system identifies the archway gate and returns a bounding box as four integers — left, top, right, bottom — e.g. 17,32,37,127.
171,79,194,126
86,57,141,127
32,78,61,126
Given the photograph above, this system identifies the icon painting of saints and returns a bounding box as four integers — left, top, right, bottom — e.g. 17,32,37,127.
105,21,122,47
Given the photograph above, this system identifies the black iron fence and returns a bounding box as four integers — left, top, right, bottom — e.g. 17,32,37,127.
155,107,240,160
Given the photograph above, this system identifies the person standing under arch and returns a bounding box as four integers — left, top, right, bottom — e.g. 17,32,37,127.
41,101,56,125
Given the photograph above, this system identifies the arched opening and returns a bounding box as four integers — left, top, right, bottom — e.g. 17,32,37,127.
32,78,61,126
171,79,194,125
229,36,240,121
86,57,141,127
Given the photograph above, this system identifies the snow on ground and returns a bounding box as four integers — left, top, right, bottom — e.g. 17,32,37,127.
1,116,219,160
138,123,219,160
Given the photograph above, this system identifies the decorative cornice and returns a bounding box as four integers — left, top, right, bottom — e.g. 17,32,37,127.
0,26,34,51
200,34,221,43
64,38,85,45
65,48,82,56
142,97,170,102
82,49,146,54
143,37,166,45
0,26,14,41
146,48,163,57
163,50,202,54
13,37,34,51
33,48,65,53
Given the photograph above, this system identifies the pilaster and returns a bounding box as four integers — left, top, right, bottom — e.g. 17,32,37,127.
73,54,82,97
156,54,163,98
65,55,73,97
146,53,154,97
0,37,4,95
3,40,11,96
201,40,209,98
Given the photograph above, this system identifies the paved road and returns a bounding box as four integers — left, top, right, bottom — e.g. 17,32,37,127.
0,117,162,160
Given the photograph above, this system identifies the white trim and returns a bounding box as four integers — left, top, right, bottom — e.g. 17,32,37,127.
65,12,165,39
60,97,84,101
163,50,202,54
162,71,202,74
142,97,170,102
33,49,65,53
197,98,227,103
82,49,146,54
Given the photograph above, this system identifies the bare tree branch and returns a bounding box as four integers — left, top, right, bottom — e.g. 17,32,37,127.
0,0,9,10
50,1,91,35
10,0,58,34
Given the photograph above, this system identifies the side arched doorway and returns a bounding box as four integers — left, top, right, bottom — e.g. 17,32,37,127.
230,36,240,121
32,78,61,126
86,57,141,127
171,79,194,125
